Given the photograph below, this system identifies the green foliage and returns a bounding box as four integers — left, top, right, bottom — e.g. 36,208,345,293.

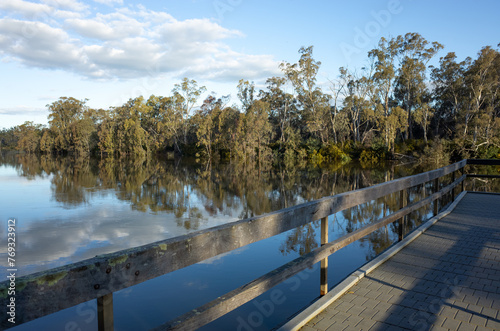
0,127,19,150
5,40,500,166
395,139,426,155
421,139,451,166
319,143,351,163
359,140,389,167
15,122,43,153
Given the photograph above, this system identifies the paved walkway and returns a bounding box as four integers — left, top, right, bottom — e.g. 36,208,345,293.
302,192,500,331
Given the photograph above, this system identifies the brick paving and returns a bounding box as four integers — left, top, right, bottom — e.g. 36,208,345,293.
302,192,500,331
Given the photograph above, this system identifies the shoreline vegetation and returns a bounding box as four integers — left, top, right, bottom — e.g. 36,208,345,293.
1,33,499,168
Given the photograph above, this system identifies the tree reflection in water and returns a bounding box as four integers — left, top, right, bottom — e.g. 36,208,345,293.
2,151,485,264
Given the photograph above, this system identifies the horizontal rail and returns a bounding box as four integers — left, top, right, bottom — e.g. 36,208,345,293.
0,160,467,326
157,175,466,330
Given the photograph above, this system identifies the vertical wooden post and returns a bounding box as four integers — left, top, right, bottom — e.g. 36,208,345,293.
433,178,439,216
461,168,465,192
407,187,411,223
398,189,405,241
422,182,427,216
451,171,456,202
98,293,114,331
320,217,328,296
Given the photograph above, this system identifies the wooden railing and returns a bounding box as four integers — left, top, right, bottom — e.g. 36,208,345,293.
1,159,499,330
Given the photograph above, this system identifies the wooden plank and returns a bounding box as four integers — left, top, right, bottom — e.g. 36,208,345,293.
320,217,328,296
98,293,114,331
155,175,465,331
0,160,467,326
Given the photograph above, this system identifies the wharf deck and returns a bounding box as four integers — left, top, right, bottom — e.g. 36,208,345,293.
301,192,500,331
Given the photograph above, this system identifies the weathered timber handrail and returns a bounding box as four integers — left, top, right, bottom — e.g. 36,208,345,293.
155,174,466,331
5,158,499,330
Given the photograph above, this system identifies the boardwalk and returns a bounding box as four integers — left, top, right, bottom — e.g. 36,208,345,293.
302,192,500,331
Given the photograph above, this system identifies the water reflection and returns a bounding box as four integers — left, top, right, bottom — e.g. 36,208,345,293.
0,151,435,278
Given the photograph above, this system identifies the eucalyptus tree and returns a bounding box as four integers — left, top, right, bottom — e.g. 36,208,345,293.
368,37,399,148
244,99,274,163
237,79,255,112
0,128,18,151
70,108,97,156
393,33,443,139
430,52,468,137
413,99,434,143
97,115,115,156
194,94,231,158
259,76,298,150
339,67,375,143
15,121,43,153
280,46,330,143
172,78,207,145
47,97,89,153
460,46,500,156
144,95,184,154
112,97,149,157
327,68,350,144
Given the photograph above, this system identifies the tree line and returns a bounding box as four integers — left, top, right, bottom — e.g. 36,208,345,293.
2,33,499,164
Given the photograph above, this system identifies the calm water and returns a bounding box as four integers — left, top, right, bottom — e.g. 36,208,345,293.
0,152,437,330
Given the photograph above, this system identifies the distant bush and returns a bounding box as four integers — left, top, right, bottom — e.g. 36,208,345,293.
420,139,450,166
319,142,351,163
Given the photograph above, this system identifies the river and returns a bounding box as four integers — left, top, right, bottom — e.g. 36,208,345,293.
0,152,442,330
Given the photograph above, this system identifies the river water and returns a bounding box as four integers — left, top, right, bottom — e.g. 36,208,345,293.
0,152,442,330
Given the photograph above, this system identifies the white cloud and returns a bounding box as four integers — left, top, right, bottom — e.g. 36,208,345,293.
158,18,243,44
52,9,85,19
0,106,47,116
0,0,54,18
65,18,133,40
92,0,123,6
41,0,87,12
0,3,279,83
0,19,85,70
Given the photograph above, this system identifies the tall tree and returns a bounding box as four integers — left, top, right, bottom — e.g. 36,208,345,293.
15,121,42,153
340,67,375,143
368,37,399,148
260,76,298,149
47,97,88,153
281,46,330,143
237,79,255,112
430,52,468,137
113,97,149,157
459,46,500,156
172,78,207,147
243,100,273,163
194,94,230,158
394,33,443,139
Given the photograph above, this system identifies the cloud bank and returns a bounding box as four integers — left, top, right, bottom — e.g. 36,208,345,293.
0,0,278,81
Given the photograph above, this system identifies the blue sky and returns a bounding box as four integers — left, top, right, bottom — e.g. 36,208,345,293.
1,0,499,129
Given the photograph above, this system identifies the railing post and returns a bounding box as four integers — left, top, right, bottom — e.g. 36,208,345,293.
398,189,406,241
451,171,456,202
98,293,114,331
433,178,439,216
320,216,328,296
461,167,465,192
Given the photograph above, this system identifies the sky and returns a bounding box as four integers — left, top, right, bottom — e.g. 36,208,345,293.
1,0,499,129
